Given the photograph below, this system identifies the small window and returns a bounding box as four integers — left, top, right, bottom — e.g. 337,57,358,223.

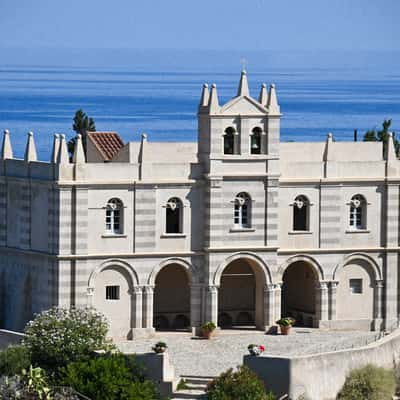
349,279,362,294
234,192,251,228
106,285,120,300
224,127,236,155
105,198,123,234
166,197,183,234
293,195,309,231
250,127,262,154
349,195,366,230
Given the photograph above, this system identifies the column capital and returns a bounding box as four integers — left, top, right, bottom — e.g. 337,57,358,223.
131,286,143,295
316,281,329,290
86,287,94,296
207,285,219,293
266,282,282,291
328,280,339,289
375,280,384,288
142,285,155,294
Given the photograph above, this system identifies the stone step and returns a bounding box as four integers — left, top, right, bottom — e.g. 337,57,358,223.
171,375,215,400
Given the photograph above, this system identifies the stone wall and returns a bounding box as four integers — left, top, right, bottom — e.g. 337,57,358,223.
244,329,400,400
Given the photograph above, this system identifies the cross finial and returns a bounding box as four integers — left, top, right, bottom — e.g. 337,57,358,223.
240,57,247,72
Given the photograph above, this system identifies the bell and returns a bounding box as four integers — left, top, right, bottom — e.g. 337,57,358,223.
251,142,259,150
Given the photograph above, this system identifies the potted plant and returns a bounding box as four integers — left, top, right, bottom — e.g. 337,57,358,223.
202,321,216,339
276,317,295,335
152,341,168,353
247,344,265,356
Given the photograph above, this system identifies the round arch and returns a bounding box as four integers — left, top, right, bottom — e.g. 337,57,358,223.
148,257,194,286
333,253,382,281
88,259,139,340
214,252,272,286
278,254,324,282
88,259,139,290
151,258,193,331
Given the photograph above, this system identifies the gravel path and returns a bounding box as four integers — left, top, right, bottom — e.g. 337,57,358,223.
118,328,379,377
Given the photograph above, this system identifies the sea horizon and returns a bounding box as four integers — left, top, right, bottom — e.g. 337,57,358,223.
0,48,399,160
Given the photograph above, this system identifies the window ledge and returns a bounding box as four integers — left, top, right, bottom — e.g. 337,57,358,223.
345,229,370,234
229,227,256,233
288,231,313,235
161,233,187,238
102,234,127,238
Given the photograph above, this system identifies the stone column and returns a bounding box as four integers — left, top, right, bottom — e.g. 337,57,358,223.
234,131,240,155
142,285,154,329
315,282,329,327
328,281,338,321
373,280,384,331
274,283,282,321
263,284,275,327
132,286,143,329
206,285,219,325
190,283,203,329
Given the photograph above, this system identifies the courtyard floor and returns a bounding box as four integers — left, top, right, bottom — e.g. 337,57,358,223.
118,328,379,377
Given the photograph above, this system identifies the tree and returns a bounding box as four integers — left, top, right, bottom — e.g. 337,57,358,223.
68,109,96,158
363,119,399,156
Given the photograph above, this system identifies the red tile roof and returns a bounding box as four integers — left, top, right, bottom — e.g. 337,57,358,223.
87,132,124,161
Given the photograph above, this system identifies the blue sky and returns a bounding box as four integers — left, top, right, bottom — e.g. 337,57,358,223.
0,0,399,51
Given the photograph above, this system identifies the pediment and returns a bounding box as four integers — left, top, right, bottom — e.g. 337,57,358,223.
220,96,268,115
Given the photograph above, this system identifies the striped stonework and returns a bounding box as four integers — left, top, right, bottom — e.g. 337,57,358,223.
0,182,6,246
57,259,72,307
56,188,73,255
384,184,399,328
267,117,280,156
265,179,279,247
319,185,342,248
74,258,88,307
135,186,157,252
19,183,31,250
74,187,88,255
47,187,56,254
204,178,223,248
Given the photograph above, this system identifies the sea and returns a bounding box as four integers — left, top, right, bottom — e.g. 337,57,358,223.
0,49,399,161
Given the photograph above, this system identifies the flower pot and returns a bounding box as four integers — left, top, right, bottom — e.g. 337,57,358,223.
202,328,214,339
154,347,167,354
279,325,291,335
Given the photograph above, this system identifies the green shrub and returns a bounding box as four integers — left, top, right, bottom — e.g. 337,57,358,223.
206,365,276,400
23,307,115,373
59,354,160,400
0,345,31,376
337,364,395,400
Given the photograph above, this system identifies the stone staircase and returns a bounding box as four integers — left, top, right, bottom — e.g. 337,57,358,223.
171,375,215,399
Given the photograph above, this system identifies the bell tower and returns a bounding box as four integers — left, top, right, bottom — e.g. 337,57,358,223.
197,70,281,176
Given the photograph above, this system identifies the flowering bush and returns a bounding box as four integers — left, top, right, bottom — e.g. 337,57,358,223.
247,344,265,356
23,307,115,374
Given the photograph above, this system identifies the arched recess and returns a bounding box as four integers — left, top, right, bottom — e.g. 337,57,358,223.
90,260,139,340
334,255,379,322
215,253,272,330
280,255,323,327
151,258,192,331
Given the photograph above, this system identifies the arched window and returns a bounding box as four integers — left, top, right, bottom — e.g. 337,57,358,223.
224,127,236,155
166,197,183,234
349,195,366,230
234,192,251,228
250,127,262,154
293,195,309,231
105,198,123,234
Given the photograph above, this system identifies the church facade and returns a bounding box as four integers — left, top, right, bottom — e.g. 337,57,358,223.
0,71,399,339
